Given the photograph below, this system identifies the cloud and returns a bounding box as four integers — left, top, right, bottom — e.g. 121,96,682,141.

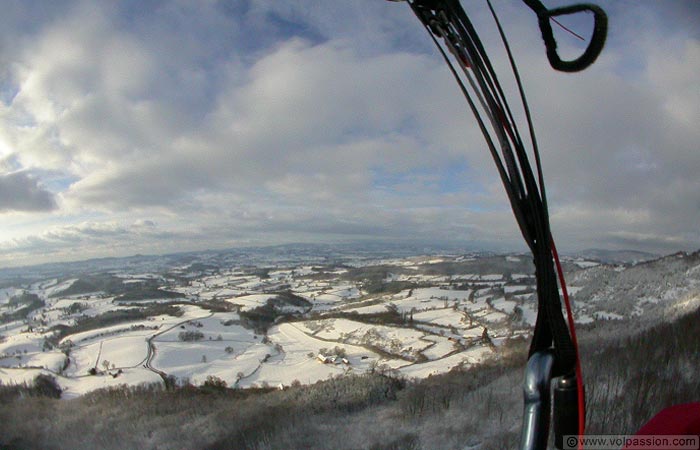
57,35,473,212
0,170,57,212
0,0,699,266
516,32,700,254
0,220,181,265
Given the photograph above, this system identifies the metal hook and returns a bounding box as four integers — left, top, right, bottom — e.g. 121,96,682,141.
520,350,555,450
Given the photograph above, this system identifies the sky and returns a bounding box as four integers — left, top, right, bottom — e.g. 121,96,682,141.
0,0,698,268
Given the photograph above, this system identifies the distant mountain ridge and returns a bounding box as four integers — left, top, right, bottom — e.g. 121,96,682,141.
573,248,659,264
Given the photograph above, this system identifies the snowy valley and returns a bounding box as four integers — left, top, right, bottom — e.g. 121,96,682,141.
1,244,697,399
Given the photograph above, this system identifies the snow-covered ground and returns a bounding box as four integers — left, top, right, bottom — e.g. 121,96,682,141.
0,249,696,397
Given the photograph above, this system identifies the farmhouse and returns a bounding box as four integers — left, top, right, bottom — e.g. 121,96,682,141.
316,353,350,365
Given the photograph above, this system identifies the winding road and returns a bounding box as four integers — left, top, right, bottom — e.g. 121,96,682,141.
142,312,214,384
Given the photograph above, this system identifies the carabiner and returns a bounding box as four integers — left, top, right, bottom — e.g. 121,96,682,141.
520,350,555,450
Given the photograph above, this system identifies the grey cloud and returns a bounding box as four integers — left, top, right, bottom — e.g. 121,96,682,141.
1,220,177,256
0,170,57,212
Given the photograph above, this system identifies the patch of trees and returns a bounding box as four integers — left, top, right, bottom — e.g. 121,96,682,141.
0,370,409,449
250,268,271,279
113,287,184,302
309,307,406,327
364,280,417,296
269,291,310,308
178,330,204,342
8,292,41,307
319,346,347,358
1,293,44,324
201,375,228,393
47,304,182,346
583,304,700,434
185,262,220,274
50,274,185,303
64,302,88,315
239,291,312,332
239,304,277,333
198,299,238,313
0,374,62,401
49,275,124,298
